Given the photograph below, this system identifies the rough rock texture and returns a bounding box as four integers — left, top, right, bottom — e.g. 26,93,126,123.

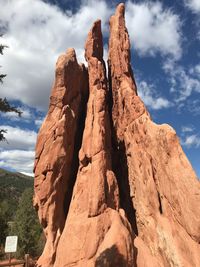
54,19,135,267
34,3,200,267
108,4,200,267
34,48,88,266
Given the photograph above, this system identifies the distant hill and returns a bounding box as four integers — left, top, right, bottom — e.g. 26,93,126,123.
0,168,33,220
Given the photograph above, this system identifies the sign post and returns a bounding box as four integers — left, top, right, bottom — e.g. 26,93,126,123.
25,254,30,267
8,253,11,265
5,236,18,264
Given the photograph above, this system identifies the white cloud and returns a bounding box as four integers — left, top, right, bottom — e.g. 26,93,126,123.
190,64,200,75
0,125,37,174
184,0,200,13
181,126,194,133
20,171,34,177
137,80,171,110
0,125,37,150
0,0,184,113
181,134,200,148
1,106,32,122
187,99,200,115
184,0,200,41
0,150,34,175
126,1,182,59
163,60,200,102
0,0,112,111
35,117,45,128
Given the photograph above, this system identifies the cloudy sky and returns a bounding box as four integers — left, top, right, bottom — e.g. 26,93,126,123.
0,0,200,177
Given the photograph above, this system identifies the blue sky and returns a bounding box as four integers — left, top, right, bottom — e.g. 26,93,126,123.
0,0,199,176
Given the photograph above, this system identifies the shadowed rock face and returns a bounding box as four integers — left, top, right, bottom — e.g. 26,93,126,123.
34,3,200,267
34,48,89,266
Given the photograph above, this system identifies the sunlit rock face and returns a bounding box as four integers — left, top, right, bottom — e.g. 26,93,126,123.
34,3,200,267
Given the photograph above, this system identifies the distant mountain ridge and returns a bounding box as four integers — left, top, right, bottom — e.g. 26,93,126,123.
0,168,33,220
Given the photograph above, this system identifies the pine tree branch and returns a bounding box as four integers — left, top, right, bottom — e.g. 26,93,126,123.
0,44,8,55
0,74,6,83
0,98,22,116
0,129,7,142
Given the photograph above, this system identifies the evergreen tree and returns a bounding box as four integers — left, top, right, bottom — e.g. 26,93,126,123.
0,98,22,141
0,192,9,258
13,188,43,257
0,199,9,245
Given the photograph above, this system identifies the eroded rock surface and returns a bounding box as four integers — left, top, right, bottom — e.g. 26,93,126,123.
108,4,200,267
34,3,200,267
34,48,88,266
54,19,135,267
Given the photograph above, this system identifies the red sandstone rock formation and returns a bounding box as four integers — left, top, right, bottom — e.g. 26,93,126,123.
34,3,200,267
108,4,200,267
34,48,88,266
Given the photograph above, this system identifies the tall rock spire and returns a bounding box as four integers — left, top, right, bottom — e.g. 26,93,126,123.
34,3,200,267
108,3,200,267
108,3,135,82
34,48,89,266
108,3,148,142
53,20,135,267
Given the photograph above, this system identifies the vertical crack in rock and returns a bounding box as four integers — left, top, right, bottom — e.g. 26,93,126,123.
53,19,135,267
108,71,138,234
63,70,89,219
112,139,138,235
108,3,139,236
157,192,163,215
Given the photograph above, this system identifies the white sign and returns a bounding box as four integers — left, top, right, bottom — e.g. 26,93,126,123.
5,236,18,253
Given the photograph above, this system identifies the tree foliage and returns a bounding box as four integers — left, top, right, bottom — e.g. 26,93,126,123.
0,97,22,141
0,192,9,258
0,169,33,220
12,188,44,257
0,197,9,245
0,170,42,259
0,98,21,115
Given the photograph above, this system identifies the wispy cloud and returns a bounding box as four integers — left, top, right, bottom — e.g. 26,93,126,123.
184,0,200,13
0,125,37,150
1,106,32,122
137,80,172,110
126,1,182,59
181,126,195,133
181,124,200,148
187,99,200,115
163,60,200,103
181,134,200,148
35,117,45,128
183,0,200,41
0,150,34,175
